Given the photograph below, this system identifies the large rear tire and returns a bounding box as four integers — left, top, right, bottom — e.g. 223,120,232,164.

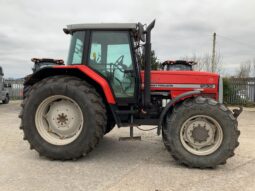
19,76,107,160
162,97,240,168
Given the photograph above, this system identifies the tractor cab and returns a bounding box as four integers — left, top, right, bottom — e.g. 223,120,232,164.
60,21,155,109
63,23,148,104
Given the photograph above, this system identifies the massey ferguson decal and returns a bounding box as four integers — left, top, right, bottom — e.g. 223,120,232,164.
150,84,216,89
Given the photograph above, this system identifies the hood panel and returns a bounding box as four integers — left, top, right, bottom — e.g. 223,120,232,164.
141,70,219,85
140,70,219,100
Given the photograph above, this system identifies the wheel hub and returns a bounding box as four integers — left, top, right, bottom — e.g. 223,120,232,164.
57,113,68,125
191,125,209,143
180,115,223,155
35,95,84,145
184,118,215,149
45,100,82,139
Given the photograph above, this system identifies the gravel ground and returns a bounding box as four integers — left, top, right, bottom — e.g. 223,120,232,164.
0,101,255,191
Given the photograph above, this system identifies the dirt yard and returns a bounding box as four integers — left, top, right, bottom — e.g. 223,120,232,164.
0,101,255,191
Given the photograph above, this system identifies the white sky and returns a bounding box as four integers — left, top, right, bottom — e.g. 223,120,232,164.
0,0,254,78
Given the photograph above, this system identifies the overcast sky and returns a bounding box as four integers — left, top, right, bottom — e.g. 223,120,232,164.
0,0,254,78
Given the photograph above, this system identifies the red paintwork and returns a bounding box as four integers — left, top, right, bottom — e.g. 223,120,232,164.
53,65,116,104
52,65,219,103
141,70,219,100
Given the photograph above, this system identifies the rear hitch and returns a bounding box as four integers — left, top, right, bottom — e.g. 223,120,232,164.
232,106,243,118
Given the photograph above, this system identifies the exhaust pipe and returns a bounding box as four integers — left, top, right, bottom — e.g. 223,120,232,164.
144,20,156,108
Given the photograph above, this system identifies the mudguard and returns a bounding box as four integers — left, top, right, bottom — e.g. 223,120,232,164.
158,90,201,135
24,65,116,104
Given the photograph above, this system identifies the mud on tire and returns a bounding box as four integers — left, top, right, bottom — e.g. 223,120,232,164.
19,75,107,160
162,96,240,168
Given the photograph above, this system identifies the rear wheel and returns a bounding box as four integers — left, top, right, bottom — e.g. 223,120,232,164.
35,95,84,145
162,97,240,168
20,76,107,160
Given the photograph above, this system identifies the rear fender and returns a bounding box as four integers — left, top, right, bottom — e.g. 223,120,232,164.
158,90,201,135
24,65,116,104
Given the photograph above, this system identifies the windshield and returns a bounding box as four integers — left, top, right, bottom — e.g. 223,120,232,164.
67,31,86,65
162,64,192,71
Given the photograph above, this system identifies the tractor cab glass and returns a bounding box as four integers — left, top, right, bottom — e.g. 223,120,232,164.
67,31,85,65
163,64,192,71
88,31,135,98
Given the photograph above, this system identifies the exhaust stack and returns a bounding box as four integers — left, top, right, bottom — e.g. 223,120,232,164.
144,20,155,108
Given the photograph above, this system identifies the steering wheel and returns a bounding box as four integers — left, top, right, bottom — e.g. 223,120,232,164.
110,55,131,96
112,55,126,72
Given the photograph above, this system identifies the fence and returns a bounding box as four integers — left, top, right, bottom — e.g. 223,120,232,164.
5,79,24,100
224,78,255,106
4,77,255,105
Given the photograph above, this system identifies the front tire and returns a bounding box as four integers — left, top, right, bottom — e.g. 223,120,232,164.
20,76,107,160
162,97,240,168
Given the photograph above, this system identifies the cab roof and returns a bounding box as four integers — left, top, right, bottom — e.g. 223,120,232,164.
64,23,137,34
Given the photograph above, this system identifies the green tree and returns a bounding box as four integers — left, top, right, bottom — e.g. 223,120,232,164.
140,50,160,70
223,78,233,103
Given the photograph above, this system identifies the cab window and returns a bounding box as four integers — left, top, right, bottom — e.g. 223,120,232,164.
88,31,135,98
67,31,86,65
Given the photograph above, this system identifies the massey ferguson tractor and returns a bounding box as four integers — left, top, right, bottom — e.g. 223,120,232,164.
20,20,241,168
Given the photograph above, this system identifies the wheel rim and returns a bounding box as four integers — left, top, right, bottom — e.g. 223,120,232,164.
35,95,84,145
180,115,223,156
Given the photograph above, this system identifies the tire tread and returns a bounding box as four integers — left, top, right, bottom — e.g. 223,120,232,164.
162,96,240,168
20,75,107,160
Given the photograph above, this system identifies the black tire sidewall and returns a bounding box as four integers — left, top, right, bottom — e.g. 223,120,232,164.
166,101,236,167
23,80,98,158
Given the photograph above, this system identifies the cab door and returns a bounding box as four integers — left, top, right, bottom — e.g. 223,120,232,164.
87,31,137,103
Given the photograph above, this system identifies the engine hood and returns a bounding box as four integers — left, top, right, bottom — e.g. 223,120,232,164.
140,70,220,99
141,70,219,86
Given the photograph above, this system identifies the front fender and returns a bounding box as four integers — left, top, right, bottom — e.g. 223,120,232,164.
157,90,201,135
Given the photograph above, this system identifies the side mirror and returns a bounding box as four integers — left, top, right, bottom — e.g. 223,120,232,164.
138,22,145,42
4,83,11,88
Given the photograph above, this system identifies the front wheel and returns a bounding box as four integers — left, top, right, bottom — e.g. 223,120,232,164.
20,76,107,160
162,97,240,168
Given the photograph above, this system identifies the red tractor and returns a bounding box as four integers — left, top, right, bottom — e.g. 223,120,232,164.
160,60,197,71
20,20,241,168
